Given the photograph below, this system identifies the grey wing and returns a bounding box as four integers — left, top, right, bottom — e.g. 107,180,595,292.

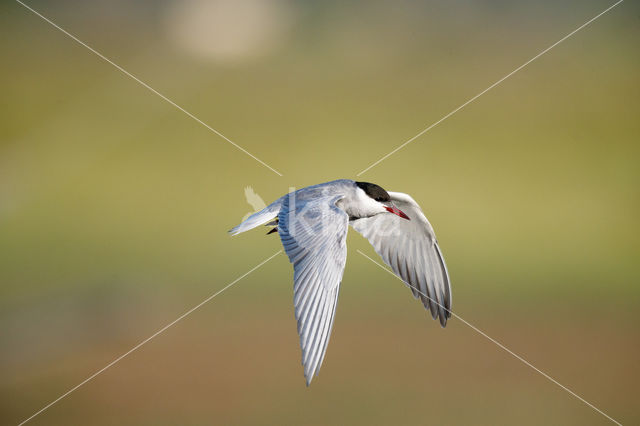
351,192,452,326
278,193,349,385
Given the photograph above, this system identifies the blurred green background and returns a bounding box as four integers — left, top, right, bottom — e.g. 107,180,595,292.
1,0,638,424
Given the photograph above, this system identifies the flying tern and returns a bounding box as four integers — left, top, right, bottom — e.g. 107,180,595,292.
230,179,452,384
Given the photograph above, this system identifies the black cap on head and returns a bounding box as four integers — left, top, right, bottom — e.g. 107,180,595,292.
355,181,391,202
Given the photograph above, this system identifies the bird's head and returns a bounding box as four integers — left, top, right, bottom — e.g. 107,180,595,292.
354,181,410,220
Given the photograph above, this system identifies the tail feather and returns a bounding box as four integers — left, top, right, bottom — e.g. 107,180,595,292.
229,197,282,236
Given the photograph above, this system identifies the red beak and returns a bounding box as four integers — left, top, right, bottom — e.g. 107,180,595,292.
385,205,410,220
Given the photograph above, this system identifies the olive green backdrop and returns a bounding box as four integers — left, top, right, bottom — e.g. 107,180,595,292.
1,0,638,424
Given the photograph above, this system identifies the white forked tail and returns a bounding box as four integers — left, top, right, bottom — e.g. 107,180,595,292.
229,197,283,236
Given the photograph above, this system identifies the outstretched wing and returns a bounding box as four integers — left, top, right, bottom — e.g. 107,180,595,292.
278,193,349,385
351,191,452,326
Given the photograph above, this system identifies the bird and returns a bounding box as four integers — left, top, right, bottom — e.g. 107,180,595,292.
229,179,451,385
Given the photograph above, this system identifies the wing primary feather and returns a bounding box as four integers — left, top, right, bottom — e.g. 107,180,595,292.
299,278,323,336
434,242,452,319
300,259,332,340
408,248,421,300
310,284,338,378
308,292,333,380
429,248,446,326
297,278,322,336
317,294,340,371
303,293,327,365
424,250,440,319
